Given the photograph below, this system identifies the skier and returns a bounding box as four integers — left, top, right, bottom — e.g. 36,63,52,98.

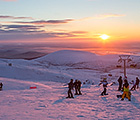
117,76,123,91
135,77,139,89
121,79,131,101
0,82,3,91
99,78,108,96
66,79,74,98
77,80,82,95
74,80,79,95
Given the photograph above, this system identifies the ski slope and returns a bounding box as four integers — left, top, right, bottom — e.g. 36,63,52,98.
0,50,140,120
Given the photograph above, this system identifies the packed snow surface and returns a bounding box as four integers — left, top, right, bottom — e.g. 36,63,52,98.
0,50,140,120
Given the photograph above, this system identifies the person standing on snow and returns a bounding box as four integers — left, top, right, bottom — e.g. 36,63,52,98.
66,79,74,98
74,80,79,95
0,82,3,91
99,78,108,96
118,76,123,91
136,77,139,89
121,79,131,101
130,80,136,91
77,80,82,95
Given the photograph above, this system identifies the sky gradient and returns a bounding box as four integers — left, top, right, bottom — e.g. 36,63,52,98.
0,0,140,54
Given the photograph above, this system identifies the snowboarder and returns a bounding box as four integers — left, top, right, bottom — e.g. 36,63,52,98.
135,77,139,89
99,78,108,96
117,76,123,91
121,79,131,101
130,80,136,91
74,80,79,95
66,79,74,98
77,80,82,95
0,82,3,91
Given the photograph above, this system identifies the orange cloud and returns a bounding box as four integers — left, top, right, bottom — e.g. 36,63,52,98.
80,13,125,20
96,14,126,19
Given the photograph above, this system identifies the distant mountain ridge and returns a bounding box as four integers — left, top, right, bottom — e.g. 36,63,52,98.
35,50,140,70
0,49,47,60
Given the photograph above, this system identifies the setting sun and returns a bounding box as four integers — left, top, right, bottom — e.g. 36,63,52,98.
99,34,110,40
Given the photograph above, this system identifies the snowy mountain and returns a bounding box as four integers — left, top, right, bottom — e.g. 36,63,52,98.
0,49,46,60
0,50,140,120
36,50,98,65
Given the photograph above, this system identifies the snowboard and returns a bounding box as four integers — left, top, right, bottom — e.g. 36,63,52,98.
116,95,122,98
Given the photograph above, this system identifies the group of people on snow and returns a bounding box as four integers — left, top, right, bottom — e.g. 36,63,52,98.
66,79,82,98
99,75,139,101
119,76,139,101
66,75,139,101
117,76,139,92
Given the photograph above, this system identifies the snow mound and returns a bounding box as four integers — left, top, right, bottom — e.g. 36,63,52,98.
36,50,98,65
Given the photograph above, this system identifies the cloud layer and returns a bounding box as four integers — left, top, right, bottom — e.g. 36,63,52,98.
14,19,74,25
0,15,33,20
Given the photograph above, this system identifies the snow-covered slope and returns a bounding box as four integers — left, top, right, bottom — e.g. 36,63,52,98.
36,50,98,65
0,50,140,120
0,77,140,120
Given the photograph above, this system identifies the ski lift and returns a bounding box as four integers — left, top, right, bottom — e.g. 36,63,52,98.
116,63,122,68
116,58,122,68
130,62,137,68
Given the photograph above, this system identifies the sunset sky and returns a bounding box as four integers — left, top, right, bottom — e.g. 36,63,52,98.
0,0,140,53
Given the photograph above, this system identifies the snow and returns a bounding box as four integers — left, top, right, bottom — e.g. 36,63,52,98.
0,50,140,120
36,50,98,65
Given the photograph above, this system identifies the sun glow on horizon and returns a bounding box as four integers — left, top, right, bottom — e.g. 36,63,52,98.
99,34,110,40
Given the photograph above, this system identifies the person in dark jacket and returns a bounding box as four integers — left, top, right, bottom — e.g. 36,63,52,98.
118,76,123,91
136,77,139,89
0,82,3,91
77,80,82,95
74,80,78,95
66,79,74,98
